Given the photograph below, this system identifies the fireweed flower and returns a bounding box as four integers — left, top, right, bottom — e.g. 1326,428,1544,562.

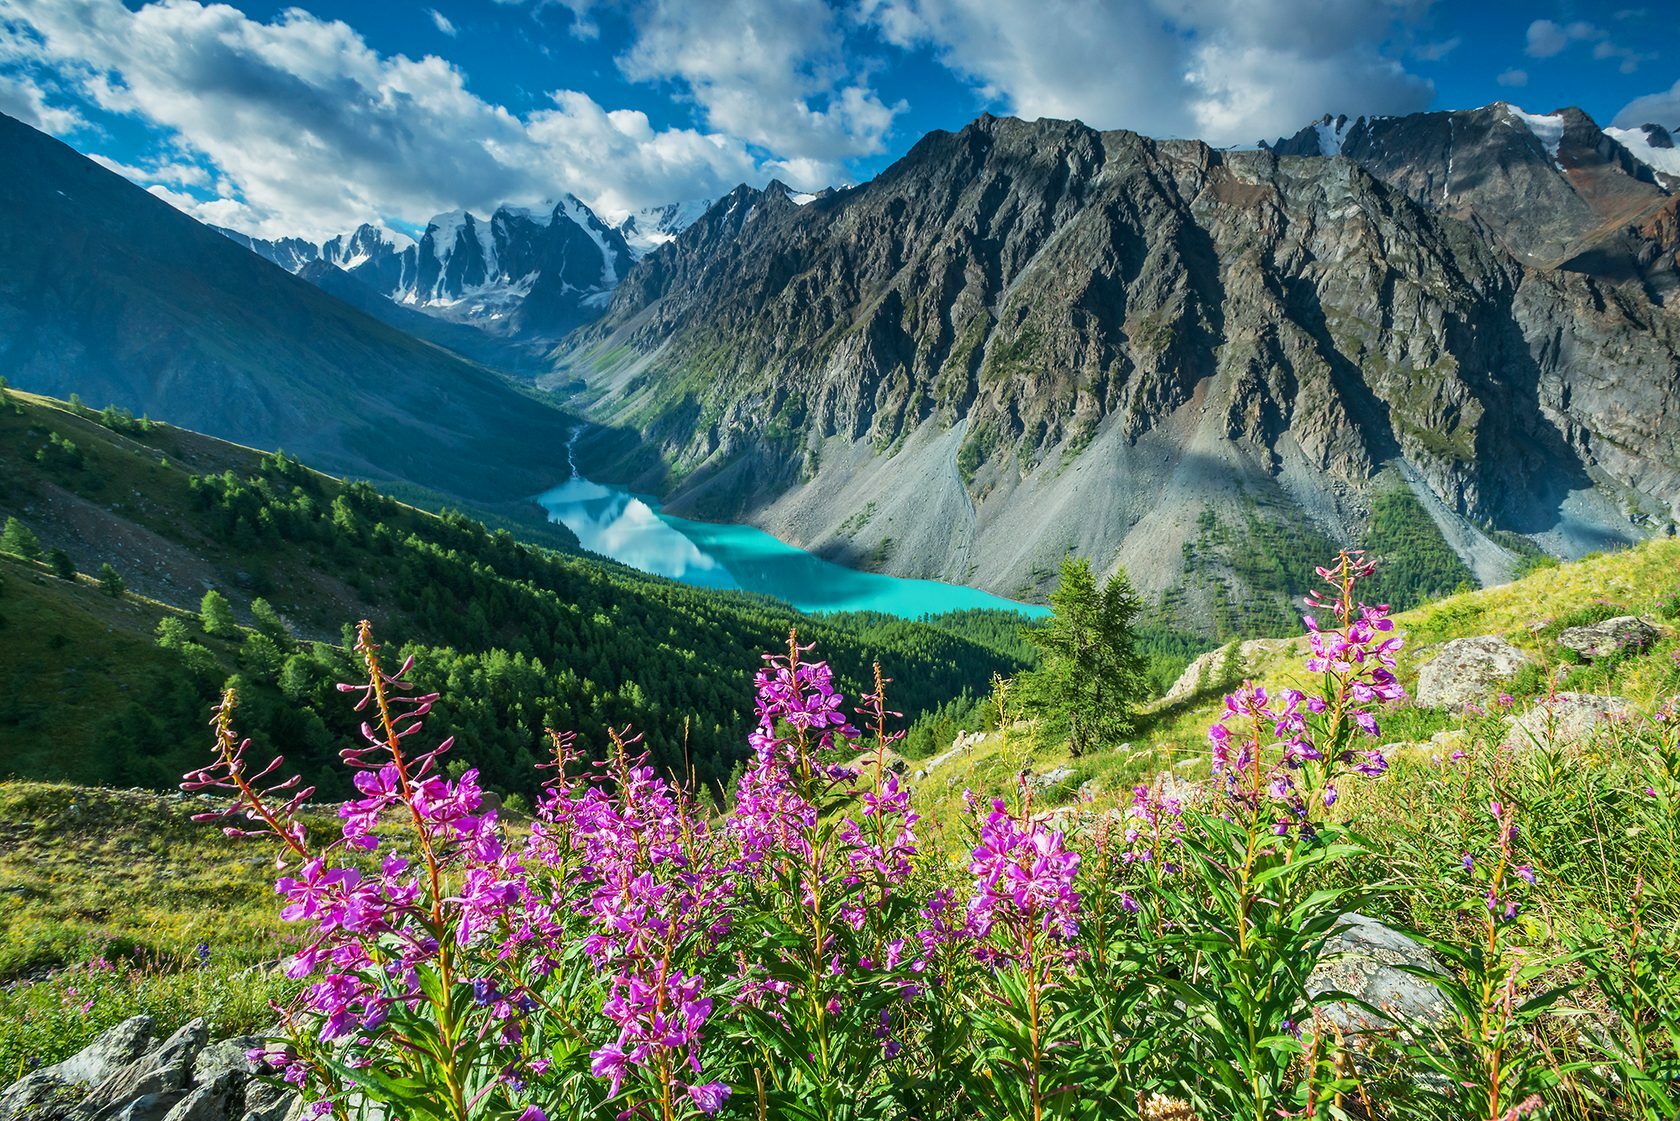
1208,551,1404,831
967,797,1082,947
1121,781,1188,887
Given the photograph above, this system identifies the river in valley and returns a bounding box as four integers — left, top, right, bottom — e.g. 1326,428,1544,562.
535,472,1047,619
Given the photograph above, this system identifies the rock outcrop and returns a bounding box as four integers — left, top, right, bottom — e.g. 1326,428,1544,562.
1504,692,1633,750
1415,636,1535,709
1308,913,1450,1038
1155,639,1296,710
0,1018,295,1121
1558,615,1660,659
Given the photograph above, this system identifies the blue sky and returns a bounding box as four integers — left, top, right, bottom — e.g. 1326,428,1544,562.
1,0,1675,241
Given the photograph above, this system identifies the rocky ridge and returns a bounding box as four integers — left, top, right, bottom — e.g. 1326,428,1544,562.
553,113,1680,620
1265,104,1680,300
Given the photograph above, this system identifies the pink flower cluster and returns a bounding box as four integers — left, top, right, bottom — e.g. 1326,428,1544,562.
967,797,1082,946
1207,551,1405,828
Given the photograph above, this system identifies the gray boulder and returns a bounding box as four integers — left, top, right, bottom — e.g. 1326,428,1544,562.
1415,636,1534,709
1028,765,1077,794
0,1074,84,1121
1308,913,1449,1037
1558,615,1660,660
161,1073,242,1121
0,1017,157,1121
0,1019,296,1121
76,1018,208,1121
1504,693,1632,751
237,1080,299,1121
53,1018,157,1089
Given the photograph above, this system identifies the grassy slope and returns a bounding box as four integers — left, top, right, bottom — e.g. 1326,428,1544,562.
910,536,1680,827
2,535,1673,1078
0,390,374,637
0,783,295,1078
0,556,194,783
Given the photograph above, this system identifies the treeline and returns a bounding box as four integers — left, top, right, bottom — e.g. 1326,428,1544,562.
2,420,1034,798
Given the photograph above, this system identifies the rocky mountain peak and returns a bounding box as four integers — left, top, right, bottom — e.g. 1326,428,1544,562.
551,111,1680,626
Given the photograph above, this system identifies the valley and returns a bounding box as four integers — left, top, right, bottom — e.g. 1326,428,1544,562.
1,18,1679,1110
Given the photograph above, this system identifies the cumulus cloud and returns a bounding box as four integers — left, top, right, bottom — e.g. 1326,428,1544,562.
1614,79,1680,131
1525,19,1596,58
1496,68,1528,88
859,0,1433,147
90,152,213,188
0,0,765,239
618,0,904,180
0,68,82,132
1523,17,1645,71
2,0,1456,239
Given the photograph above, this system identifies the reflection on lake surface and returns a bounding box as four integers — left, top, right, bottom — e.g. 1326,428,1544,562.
535,473,1046,618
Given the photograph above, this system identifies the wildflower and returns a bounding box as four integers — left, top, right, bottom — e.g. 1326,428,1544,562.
686,1082,731,1114
967,799,1082,943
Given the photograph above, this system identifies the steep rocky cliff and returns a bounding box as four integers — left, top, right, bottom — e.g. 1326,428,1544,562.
552,114,1680,623
1266,104,1680,301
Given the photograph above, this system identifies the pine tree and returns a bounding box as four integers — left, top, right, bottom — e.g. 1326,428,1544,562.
200,588,237,635
1017,557,1147,756
0,517,42,561
99,563,125,597
48,548,75,580
250,596,286,640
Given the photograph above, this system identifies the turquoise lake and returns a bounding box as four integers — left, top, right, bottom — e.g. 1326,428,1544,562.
536,474,1048,619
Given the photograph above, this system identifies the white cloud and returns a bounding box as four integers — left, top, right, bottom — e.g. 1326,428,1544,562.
1524,18,1648,72
90,152,211,187
1590,39,1653,74
1526,19,1584,58
0,68,82,132
618,0,903,181
0,0,769,239
1614,79,1680,131
859,0,1433,147
429,9,457,37
1414,37,1460,61
524,90,758,219
1496,68,1528,88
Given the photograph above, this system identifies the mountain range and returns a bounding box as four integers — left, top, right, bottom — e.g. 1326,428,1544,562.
1264,104,1680,298
6,99,1680,634
544,105,1680,626
211,195,740,358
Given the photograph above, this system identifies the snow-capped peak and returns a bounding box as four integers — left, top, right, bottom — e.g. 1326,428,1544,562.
1605,123,1680,178
557,194,620,286
1502,104,1566,166
496,201,557,228
1312,113,1356,156
615,198,714,257
322,223,411,271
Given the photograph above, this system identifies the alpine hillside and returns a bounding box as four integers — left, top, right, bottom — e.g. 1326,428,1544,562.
0,111,574,504
550,111,1680,633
